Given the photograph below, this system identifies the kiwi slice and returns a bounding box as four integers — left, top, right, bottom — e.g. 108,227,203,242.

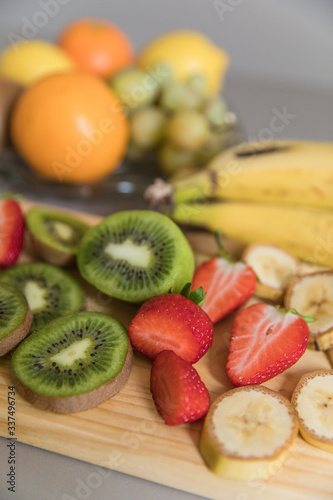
77,210,195,303
0,283,33,356
26,207,89,266
10,311,132,413
0,262,83,332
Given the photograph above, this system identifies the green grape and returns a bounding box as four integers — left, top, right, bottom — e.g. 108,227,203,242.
203,96,227,129
109,67,160,111
147,62,174,88
159,82,203,112
166,110,210,151
186,74,207,97
130,106,166,150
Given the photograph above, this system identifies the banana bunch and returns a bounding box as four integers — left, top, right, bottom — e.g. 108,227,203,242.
145,139,333,268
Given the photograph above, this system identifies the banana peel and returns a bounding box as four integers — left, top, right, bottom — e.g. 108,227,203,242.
171,201,333,269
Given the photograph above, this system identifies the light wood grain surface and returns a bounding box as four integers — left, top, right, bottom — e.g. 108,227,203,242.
0,200,333,500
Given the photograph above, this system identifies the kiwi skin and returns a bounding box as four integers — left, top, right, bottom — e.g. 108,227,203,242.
26,208,89,267
27,233,74,267
0,307,33,357
10,345,133,413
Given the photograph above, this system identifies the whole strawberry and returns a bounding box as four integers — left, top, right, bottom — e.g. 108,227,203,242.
226,302,311,386
0,194,24,268
191,231,257,324
128,284,213,364
150,350,210,426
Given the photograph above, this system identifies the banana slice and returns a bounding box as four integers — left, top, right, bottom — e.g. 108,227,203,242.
242,244,299,302
291,370,333,453
199,385,298,480
285,271,333,350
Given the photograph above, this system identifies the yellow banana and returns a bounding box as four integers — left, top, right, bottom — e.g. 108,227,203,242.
145,140,333,209
171,201,333,268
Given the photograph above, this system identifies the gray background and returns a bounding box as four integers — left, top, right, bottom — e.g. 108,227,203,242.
0,1,333,499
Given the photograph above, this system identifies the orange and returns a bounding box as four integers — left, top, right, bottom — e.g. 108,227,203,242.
58,18,134,78
10,71,129,184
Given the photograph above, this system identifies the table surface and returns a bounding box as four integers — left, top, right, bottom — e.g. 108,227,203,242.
1,2,333,498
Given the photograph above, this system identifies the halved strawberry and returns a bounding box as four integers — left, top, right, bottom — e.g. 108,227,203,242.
0,195,24,268
191,231,257,324
128,285,213,364
226,302,311,386
150,350,210,426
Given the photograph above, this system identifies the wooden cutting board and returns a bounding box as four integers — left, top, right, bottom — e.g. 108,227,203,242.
0,200,333,500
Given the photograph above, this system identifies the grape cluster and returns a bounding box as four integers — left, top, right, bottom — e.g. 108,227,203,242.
108,65,237,178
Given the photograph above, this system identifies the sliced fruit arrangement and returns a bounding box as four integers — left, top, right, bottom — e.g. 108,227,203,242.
128,284,213,363
0,283,32,356
1,197,332,481
26,207,89,266
0,193,25,268
285,271,333,351
129,284,212,425
0,261,83,332
191,231,257,323
200,385,299,480
242,244,299,302
150,350,210,426
10,311,132,413
291,370,333,453
77,210,194,303
226,303,310,386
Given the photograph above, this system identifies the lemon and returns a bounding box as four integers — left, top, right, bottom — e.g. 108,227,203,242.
0,40,76,86
138,30,229,95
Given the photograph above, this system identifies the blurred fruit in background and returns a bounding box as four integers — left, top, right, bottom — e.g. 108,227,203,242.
138,30,229,96
114,69,238,178
10,71,129,184
0,20,235,187
0,78,23,151
109,67,161,112
58,18,134,78
130,107,166,149
0,40,75,86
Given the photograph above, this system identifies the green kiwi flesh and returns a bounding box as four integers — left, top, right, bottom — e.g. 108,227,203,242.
26,207,89,266
0,283,33,356
77,210,195,303
0,262,83,332
10,311,132,413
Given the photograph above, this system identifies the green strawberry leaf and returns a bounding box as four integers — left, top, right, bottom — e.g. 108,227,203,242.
0,191,23,201
215,229,231,261
282,307,317,323
180,283,206,308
